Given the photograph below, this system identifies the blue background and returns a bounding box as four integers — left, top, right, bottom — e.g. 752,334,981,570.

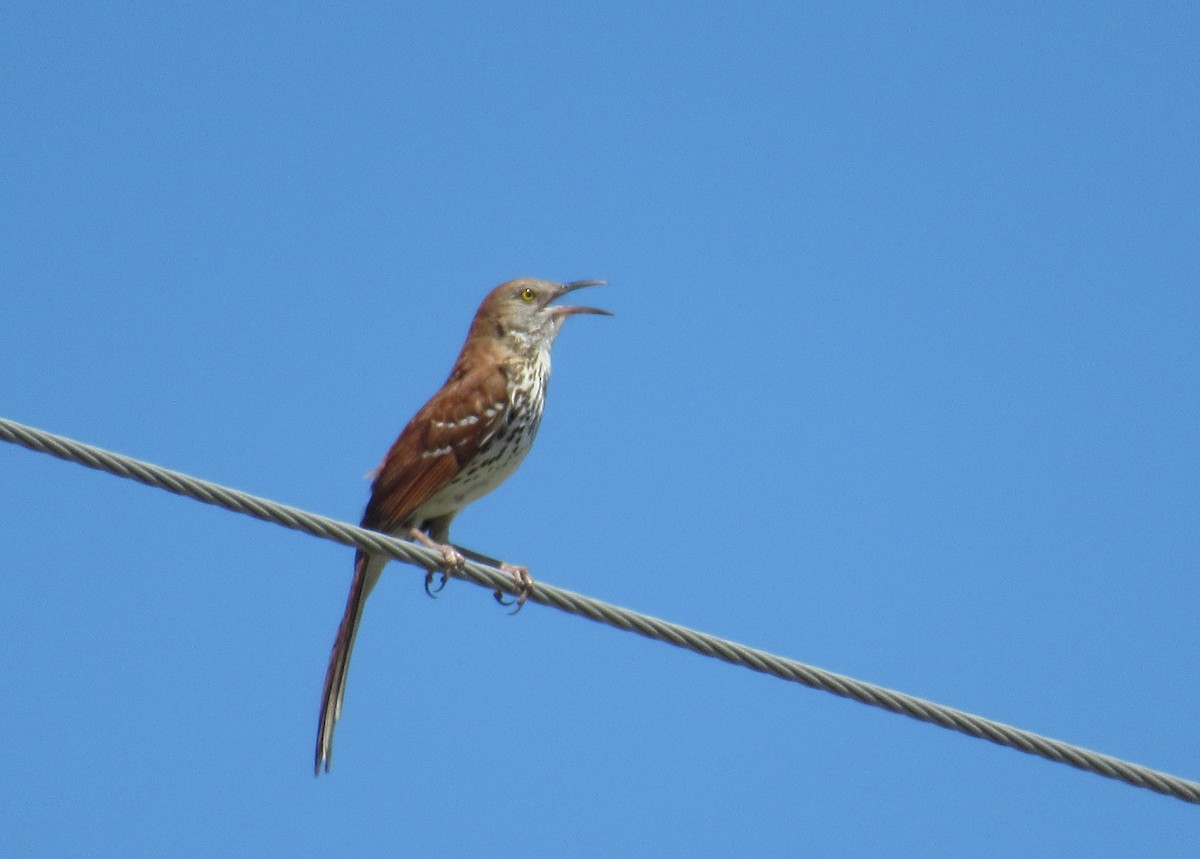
3,3,1198,855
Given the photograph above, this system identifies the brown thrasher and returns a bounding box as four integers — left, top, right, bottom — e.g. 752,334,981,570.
315,277,610,773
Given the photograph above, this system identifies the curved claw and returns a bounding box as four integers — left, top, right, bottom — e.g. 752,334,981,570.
494,563,534,615
410,528,465,599
424,569,449,598
493,588,521,612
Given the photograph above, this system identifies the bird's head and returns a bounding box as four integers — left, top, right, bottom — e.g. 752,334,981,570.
474,278,611,352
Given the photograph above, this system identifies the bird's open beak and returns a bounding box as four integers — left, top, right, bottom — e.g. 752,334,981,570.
546,279,612,318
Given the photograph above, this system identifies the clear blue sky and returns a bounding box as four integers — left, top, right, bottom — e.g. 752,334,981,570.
3,3,1198,856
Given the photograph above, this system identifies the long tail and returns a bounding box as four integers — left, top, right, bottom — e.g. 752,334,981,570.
315,550,385,774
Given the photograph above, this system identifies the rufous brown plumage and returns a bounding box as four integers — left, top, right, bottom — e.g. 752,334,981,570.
315,277,609,773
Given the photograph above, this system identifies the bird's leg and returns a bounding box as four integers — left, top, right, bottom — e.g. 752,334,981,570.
410,528,465,597
494,563,534,614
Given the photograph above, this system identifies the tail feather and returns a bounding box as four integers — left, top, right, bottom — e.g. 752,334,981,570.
315,550,385,774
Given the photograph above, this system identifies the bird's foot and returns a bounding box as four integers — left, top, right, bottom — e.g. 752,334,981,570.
410,529,466,598
494,563,534,614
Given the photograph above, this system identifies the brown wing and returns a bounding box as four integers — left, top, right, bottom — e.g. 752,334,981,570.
362,358,509,532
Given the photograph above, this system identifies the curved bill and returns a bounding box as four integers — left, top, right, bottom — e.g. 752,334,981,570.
548,279,612,317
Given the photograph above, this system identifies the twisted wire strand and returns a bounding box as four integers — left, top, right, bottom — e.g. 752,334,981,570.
2,415,1197,805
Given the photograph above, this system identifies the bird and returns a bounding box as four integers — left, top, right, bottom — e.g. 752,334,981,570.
315,277,610,774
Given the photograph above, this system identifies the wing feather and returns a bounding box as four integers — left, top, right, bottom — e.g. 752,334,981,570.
362,360,509,531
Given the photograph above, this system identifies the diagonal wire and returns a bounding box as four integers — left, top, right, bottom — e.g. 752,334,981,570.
1,414,1198,805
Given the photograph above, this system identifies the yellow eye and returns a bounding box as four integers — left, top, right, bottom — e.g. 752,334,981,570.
520,287,536,302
